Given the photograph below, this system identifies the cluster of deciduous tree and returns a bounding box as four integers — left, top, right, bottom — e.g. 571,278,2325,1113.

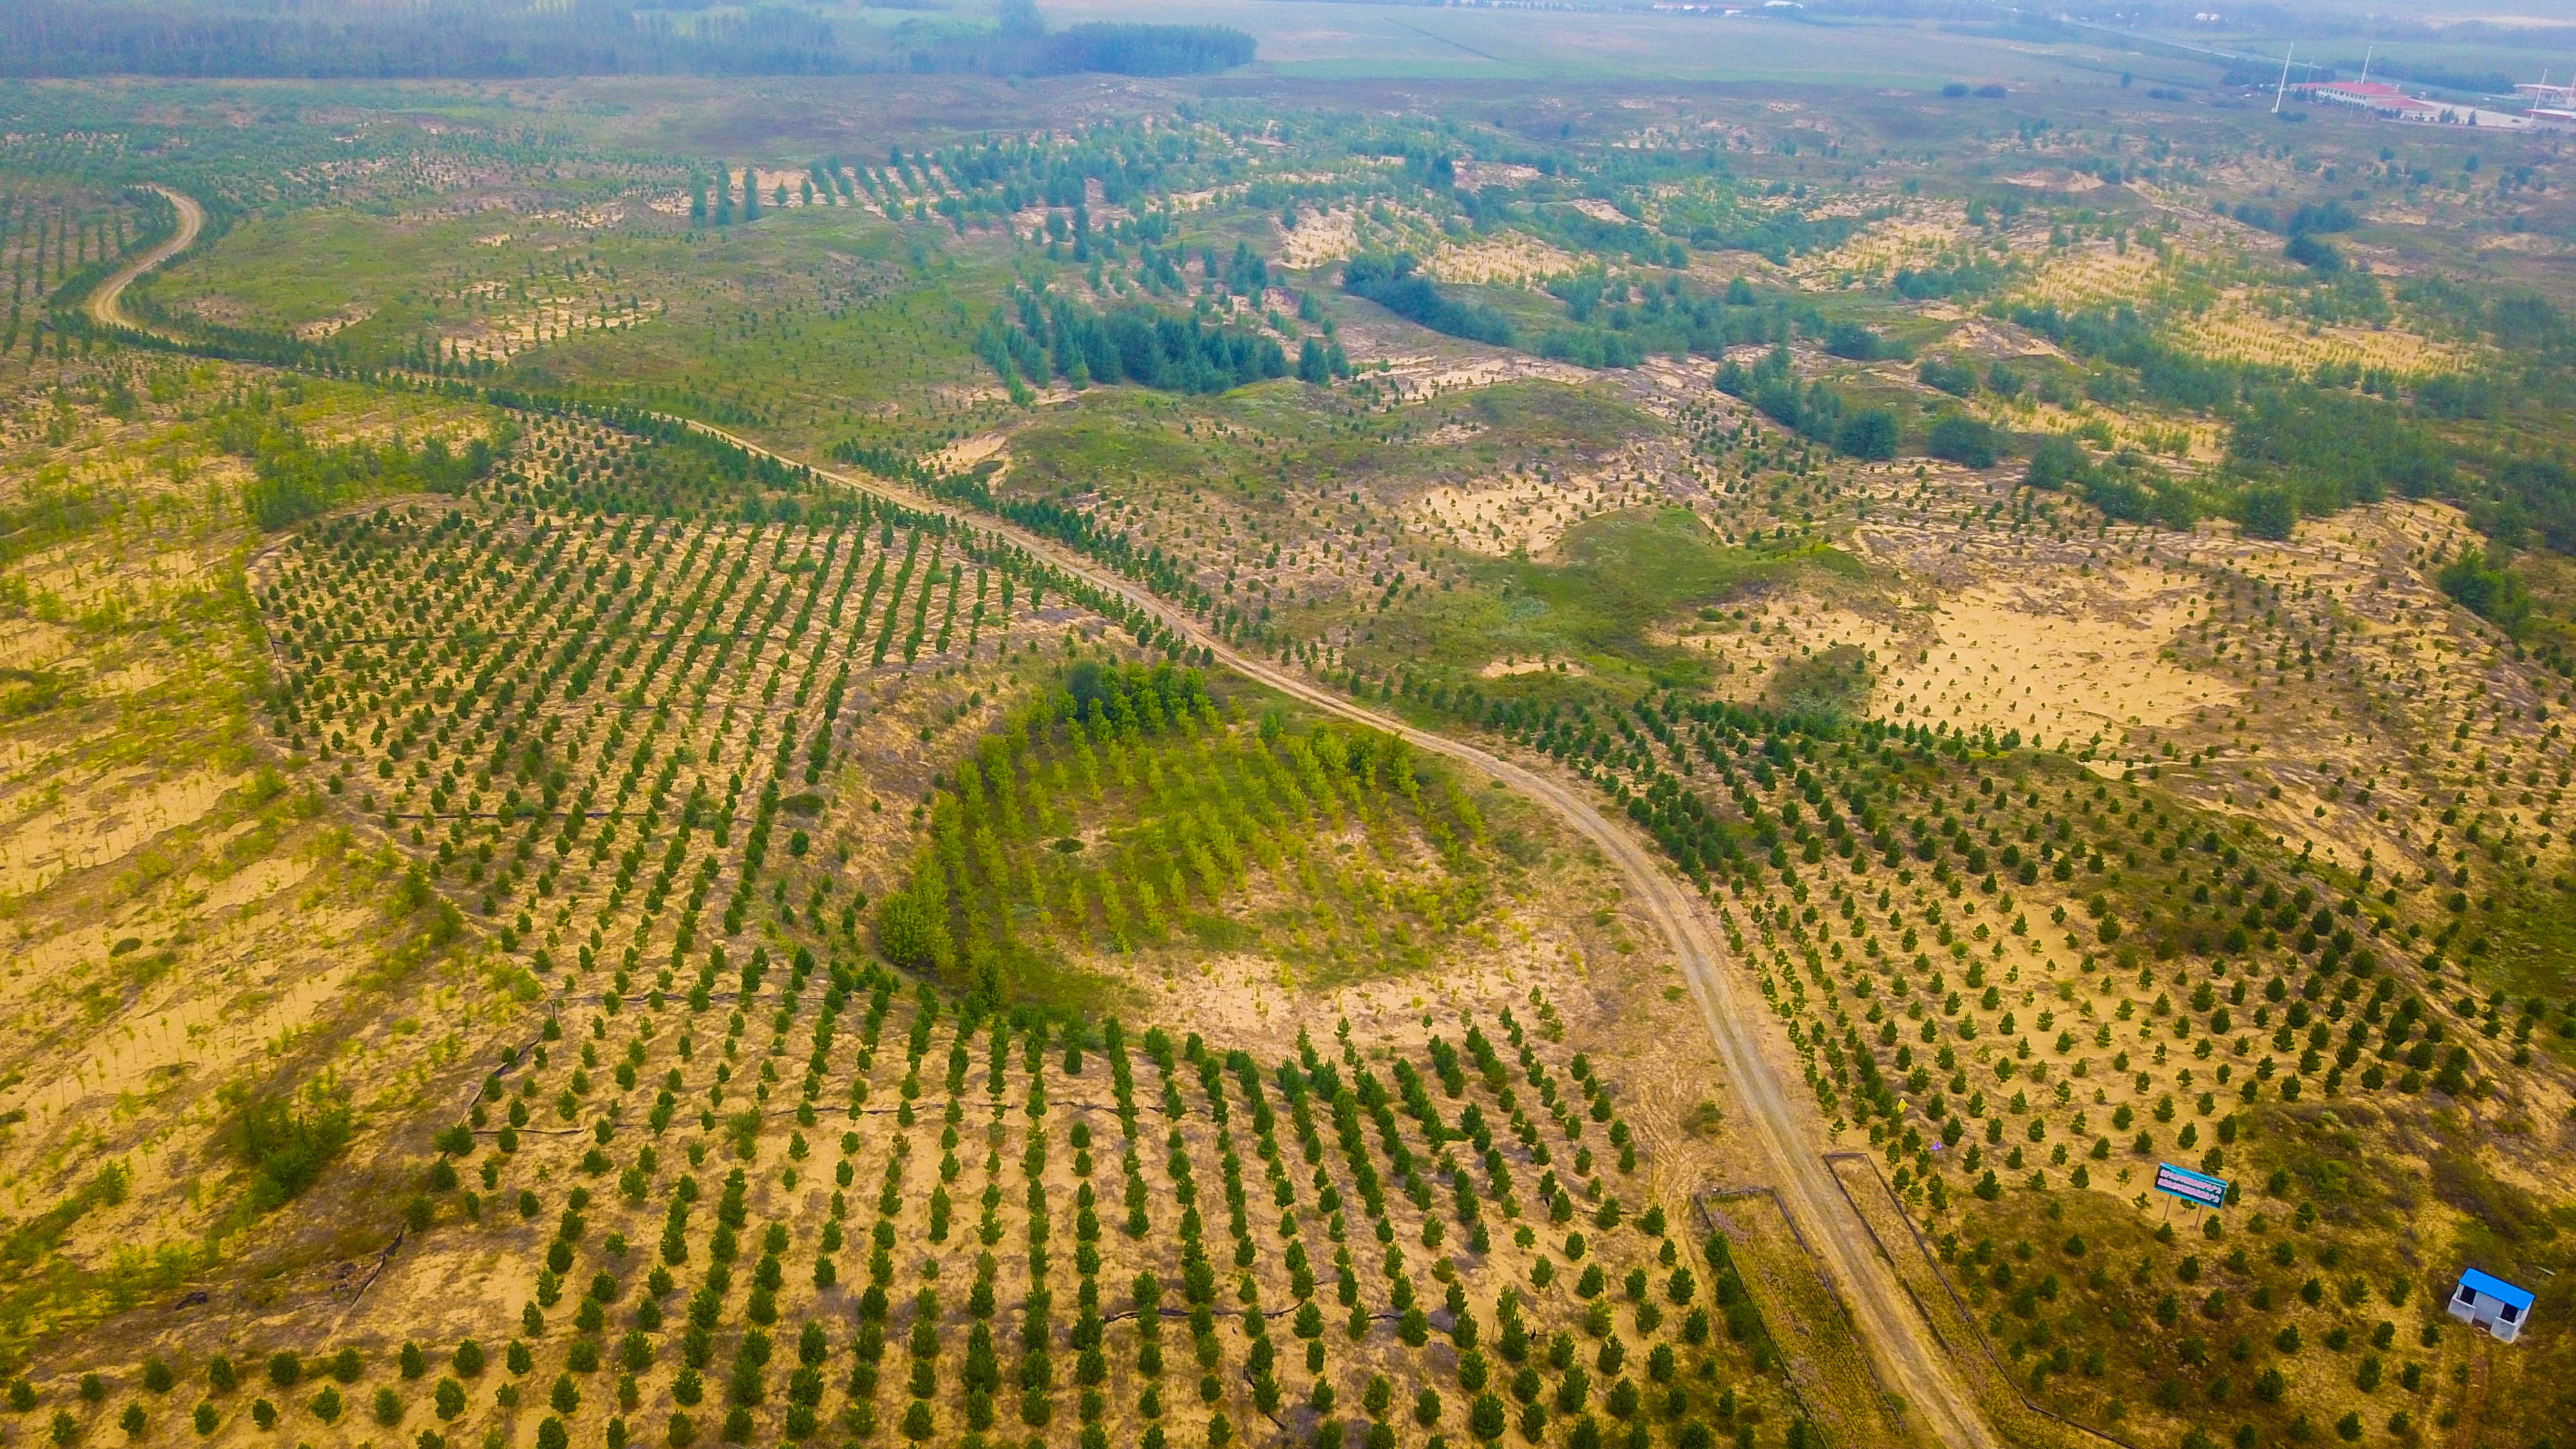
1714,345,1905,461
973,289,1287,399
1342,252,1515,348
214,389,512,530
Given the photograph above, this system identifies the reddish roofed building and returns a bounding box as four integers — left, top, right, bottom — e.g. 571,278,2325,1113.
2295,80,2444,118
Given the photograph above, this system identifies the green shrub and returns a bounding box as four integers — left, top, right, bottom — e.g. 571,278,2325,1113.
2025,435,2089,489
1926,415,2003,469
2438,549,2530,636
874,893,952,974
227,1090,354,1214
2235,486,2297,542
1918,355,1978,396
1837,409,1900,460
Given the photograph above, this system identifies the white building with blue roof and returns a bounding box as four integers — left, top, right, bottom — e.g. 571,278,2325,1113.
2449,1268,2535,1343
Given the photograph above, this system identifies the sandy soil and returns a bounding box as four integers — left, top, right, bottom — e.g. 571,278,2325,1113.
1277,209,1361,271
1356,351,1595,406
1403,475,1596,556
1478,657,1588,679
442,294,662,364
1452,162,1541,193
2168,287,2470,374
290,307,374,342
1876,573,2229,743
2002,169,2105,193
1421,233,1578,287
928,431,1010,478
1789,203,1969,285
2004,240,2168,310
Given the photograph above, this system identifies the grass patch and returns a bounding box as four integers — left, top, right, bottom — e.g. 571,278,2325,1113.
1766,641,1874,725
1357,507,1850,705
882,659,1502,999
222,1082,354,1217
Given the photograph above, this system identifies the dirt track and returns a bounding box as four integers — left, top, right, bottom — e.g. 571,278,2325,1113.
86,184,202,337
99,189,2000,1449
694,421,2003,1449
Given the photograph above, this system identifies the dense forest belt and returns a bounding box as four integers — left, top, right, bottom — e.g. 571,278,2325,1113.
84,184,200,337
90,189,1996,1449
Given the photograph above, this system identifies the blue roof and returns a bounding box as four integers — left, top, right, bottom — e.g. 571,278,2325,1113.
2459,1269,2536,1312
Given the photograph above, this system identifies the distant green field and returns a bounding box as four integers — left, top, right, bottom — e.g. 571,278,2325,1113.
1045,0,2130,85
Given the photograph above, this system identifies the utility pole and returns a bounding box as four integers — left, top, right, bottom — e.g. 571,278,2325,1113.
2273,43,2296,113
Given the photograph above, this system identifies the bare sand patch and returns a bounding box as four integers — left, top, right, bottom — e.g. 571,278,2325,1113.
6,942,361,1130
1790,204,1969,285
1453,161,1541,192
2168,287,2469,374
0,766,243,893
1942,316,2072,362
292,307,375,341
0,620,77,670
444,294,661,364
1479,656,1588,679
2004,241,2166,310
1277,208,1361,270
1633,354,1716,396
1685,606,1899,694
1403,475,1595,556
520,202,629,229
2003,169,2104,192
1421,232,1578,286
930,431,1010,477
1362,350,1593,404
1862,562,2233,745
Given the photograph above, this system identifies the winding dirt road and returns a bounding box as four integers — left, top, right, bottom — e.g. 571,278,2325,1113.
100,189,1997,1449
86,184,202,337
694,422,2002,1449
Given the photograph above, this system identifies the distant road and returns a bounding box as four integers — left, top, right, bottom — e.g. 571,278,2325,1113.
86,184,202,336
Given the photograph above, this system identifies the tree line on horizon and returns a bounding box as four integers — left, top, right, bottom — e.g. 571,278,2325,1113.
0,0,1254,79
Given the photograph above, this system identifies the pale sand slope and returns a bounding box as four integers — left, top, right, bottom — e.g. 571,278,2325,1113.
1683,606,1899,681
1405,475,1595,556
1421,232,1578,285
1277,208,1361,270
1879,574,2230,743
1676,558,2224,746
1403,457,1683,558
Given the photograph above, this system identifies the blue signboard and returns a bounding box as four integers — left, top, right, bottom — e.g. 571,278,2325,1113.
2154,1162,2229,1210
